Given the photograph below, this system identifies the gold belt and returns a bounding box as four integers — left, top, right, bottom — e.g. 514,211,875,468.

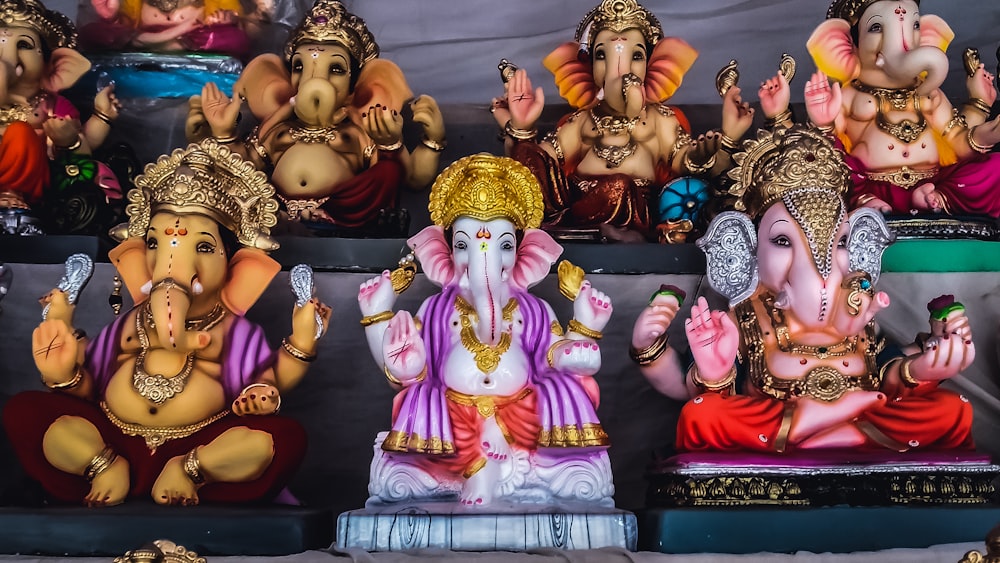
101,402,229,452
865,166,938,189
445,388,532,418
761,367,878,402
277,194,330,221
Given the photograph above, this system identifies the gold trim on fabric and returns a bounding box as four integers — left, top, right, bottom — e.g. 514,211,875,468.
463,457,487,479
865,166,938,189
537,423,610,448
381,430,456,455
775,404,795,453
100,402,228,453
444,387,533,419
856,419,910,452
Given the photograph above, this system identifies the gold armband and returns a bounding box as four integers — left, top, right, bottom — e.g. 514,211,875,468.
683,151,716,175
966,97,993,116
547,339,571,368
968,126,995,154
281,337,316,363
376,139,404,152
689,364,737,391
420,136,447,152
239,382,281,414
383,363,426,386
629,333,669,366
764,109,793,129
942,109,968,137
215,133,239,144
360,310,394,327
92,110,113,125
567,318,603,340
898,356,921,388
44,364,83,390
84,446,118,482
504,120,537,140
183,447,206,485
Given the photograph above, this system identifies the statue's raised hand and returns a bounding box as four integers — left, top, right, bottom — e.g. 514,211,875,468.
43,117,81,149
410,95,445,147
291,298,331,347
381,311,427,384
967,64,997,107
33,319,78,387
363,105,404,147
632,291,681,351
804,71,841,129
232,383,280,416
685,296,739,383
200,82,242,139
572,281,612,335
758,72,790,121
358,270,396,317
507,69,544,131
721,85,754,140
831,273,890,337
552,340,601,377
913,308,975,382
93,84,121,122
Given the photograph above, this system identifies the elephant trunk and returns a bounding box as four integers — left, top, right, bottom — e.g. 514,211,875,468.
878,45,950,96
146,277,208,352
467,247,509,347
293,78,338,128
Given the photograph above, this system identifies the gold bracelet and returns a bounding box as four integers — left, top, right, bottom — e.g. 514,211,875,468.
84,445,117,482
92,110,113,125
239,382,281,414
44,364,83,390
57,137,82,151
360,310,394,327
689,364,737,391
281,337,317,363
629,333,669,366
420,136,447,152
898,356,921,388
376,139,403,152
967,97,993,116
719,133,740,152
547,339,570,368
682,151,716,175
504,120,537,140
215,133,239,144
968,126,994,154
384,363,426,385
183,447,206,485
567,318,603,340
764,109,793,128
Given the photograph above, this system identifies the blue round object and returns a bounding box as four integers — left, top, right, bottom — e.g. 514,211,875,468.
658,177,710,222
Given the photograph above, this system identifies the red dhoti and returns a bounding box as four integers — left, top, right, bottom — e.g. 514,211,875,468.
316,157,404,228
0,121,49,204
676,388,973,453
3,391,306,504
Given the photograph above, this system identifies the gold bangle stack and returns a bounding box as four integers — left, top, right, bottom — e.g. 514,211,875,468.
84,445,118,482
215,133,239,144
966,97,993,116
44,364,83,390
183,447,206,485
420,136,447,152
720,133,740,152
360,310,394,327
567,318,603,340
92,110,113,125
689,364,737,391
504,120,537,140
968,126,995,154
376,139,404,152
547,339,570,368
629,333,669,366
281,337,316,363
683,151,716,175
384,363,427,385
898,356,921,388
764,109,793,129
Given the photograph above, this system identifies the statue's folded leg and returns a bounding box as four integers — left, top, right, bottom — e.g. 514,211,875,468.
675,392,787,453
0,121,49,203
856,388,974,451
319,156,405,229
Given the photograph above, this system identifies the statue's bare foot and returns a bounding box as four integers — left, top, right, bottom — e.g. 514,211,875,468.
481,417,511,461
152,455,200,506
789,390,885,445
797,422,867,449
84,456,130,507
459,460,499,506
598,224,647,244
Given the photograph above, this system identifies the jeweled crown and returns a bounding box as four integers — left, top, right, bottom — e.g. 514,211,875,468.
0,0,76,50
575,0,663,49
114,139,279,251
284,0,378,66
826,0,919,26
428,153,544,231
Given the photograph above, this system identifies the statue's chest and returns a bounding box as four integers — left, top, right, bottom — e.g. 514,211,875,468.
440,307,532,394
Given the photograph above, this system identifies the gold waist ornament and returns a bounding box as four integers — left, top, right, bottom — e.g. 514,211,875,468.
277,193,331,221
865,166,938,189
445,387,533,418
101,402,229,452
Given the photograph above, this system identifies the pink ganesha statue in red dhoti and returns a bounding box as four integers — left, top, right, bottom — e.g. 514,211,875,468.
801,0,1000,215
633,126,975,459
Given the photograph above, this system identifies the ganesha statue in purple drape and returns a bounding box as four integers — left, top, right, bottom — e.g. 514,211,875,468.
357,154,615,506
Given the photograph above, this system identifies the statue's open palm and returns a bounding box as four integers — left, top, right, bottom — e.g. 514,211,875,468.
804,71,842,128
382,311,426,383
33,319,78,384
573,281,612,334
358,270,396,317
200,82,242,138
685,296,739,382
506,69,544,130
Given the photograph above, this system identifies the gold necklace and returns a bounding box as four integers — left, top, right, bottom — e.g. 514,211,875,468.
851,80,927,144
589,107,639,168
762,294,857,359
289,125,338,144
455,296,518,374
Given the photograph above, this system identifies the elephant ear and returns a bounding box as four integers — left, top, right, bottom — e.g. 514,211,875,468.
543,41,599,109
42,48,91,93
221,248,281,316
108,236,152,304
236,53,293,121
408,225,454,287
644,37,698,103
917,15,954,52
352,59,413,113
511,228,562,290
696,211,758,308
807,19,860,84
847,207,895,285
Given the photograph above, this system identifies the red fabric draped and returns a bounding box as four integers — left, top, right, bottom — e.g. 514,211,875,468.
0,121,49,203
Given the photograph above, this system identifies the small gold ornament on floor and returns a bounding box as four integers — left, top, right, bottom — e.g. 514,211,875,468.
114,538,207,562
109,275,123,315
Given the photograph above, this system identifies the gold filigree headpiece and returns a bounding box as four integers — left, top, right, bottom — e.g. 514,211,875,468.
827,0,919,26
284,0,378,67
428,153,544,231
729,126,851,279
0,0,76,50
113,139,279,251
575,0,663,49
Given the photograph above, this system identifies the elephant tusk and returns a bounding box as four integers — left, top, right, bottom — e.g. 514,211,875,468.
140,280,153,295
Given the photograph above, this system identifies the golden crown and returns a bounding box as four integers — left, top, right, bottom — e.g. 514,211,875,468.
827,0,918,25
575,0,663,49
0,0,76,50
114,139,279,251
428,153,544,231
284,0,378,66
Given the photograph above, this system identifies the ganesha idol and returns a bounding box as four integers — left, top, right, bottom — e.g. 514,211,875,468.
801,0,1000,216
3,139,332,506
0,0,123,234
188,0,445,236
358,154,615,506
632,127,987,503
497,0,754,243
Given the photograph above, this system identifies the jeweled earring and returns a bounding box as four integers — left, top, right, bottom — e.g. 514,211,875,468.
109,275,123,315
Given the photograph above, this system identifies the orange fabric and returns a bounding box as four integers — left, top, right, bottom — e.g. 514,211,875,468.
0,121,49,203
435,390,540,475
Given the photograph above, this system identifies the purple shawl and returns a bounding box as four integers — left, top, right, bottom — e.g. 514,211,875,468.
84,307,275,402
387,285,604,453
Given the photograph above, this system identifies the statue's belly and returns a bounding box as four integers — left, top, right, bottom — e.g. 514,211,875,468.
442,344,531,397
272,143,356,199
576,142,657,180
104,357,228,427
849,126,941,172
